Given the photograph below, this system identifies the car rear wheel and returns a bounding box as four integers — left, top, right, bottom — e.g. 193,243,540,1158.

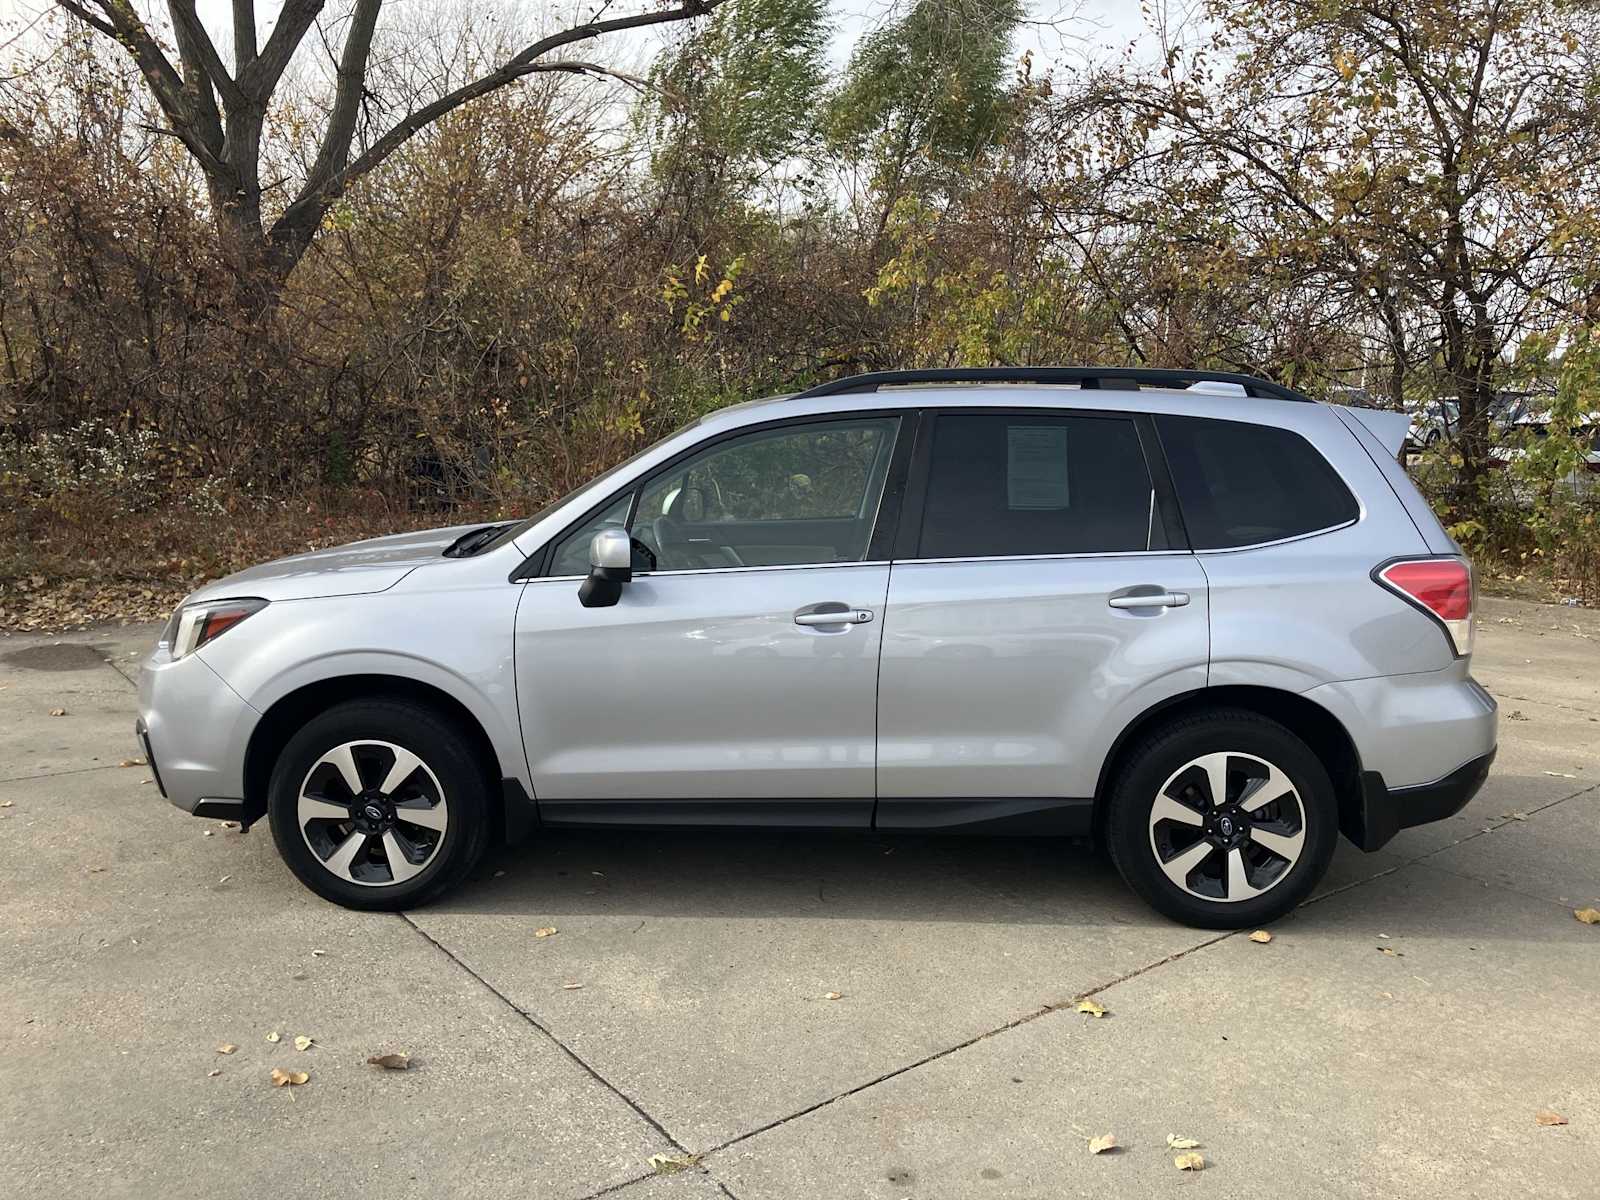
1106,710,1338,928
268,699,491,910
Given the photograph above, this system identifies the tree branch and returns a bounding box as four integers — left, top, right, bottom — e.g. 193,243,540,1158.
237,0,326,101
169,0,245,109
276,2,721,241
232,0,258,69
303,0,380,194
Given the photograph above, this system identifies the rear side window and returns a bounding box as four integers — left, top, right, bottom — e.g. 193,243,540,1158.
917,413,1165,558
1156,415,1358,549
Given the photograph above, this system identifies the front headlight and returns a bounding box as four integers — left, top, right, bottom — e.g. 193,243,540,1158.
161,598,268,660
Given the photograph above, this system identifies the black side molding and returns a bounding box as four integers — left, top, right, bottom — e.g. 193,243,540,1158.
193,798,248,823
874,797,1094,835
1349,748,1497,851
502,778,539,845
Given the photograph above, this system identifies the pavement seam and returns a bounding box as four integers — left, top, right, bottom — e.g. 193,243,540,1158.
396,912,693,1158
1489,690,1598,718
700,929,1233,1160
0,763,131,785
691,780,1600,1163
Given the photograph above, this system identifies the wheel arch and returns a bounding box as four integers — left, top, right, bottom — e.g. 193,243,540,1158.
242,674,508,834
1092,685,1365,845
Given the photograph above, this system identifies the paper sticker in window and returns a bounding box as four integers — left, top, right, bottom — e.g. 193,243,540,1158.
1006,425,1069,509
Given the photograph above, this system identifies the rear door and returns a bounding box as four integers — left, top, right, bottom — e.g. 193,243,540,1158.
875,407,1210,824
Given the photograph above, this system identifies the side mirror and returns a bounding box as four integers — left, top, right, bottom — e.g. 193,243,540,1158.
578,527,632,608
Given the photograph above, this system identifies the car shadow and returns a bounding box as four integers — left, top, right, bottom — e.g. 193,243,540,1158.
437,826,1147,926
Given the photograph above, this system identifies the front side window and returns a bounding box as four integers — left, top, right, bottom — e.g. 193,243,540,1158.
549,416,900,574
917,412,1164,558
1156,415,1358,549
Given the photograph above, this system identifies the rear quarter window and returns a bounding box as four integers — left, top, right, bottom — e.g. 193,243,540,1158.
1156,415,1358,549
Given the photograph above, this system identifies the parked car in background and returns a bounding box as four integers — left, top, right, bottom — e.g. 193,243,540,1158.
137,367,1497,929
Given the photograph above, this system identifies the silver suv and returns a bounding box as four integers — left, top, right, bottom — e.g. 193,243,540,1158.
137,368,1497,927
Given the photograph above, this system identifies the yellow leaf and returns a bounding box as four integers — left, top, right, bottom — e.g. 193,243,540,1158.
48,707,67,717
216,1043,237,1055
1574,908,1600,925
1175,1152,1205,1171
266,1031,281,1043
823,991,843,1001
1535,1110,1568,1126
269,1068,308,1087
534,926,559,938
1248,930,1273,943
1076,999,1107,1017
1088,1133,1117,1155
648,1152,699,1174
1167,1134,1201,1149
294,1036,313,1052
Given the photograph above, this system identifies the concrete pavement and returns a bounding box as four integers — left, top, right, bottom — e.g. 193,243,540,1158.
2,595,1596,1198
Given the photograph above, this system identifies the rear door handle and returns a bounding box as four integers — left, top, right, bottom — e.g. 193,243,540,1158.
794,608,874,627
1108,591,1190,610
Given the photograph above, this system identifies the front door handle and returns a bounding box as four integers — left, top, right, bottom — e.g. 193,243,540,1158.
1108,591,1190,610
794,607,874,627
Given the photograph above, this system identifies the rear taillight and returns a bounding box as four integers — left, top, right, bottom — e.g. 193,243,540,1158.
1375,558,1473,657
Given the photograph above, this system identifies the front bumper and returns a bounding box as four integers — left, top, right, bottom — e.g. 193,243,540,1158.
137,647,259,818
1347,747,1497,851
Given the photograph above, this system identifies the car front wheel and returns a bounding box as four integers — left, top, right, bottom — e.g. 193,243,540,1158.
1106,710,1339,928
267,698,491,910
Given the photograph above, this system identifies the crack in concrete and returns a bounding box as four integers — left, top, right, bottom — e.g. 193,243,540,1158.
397,911,691,1156
0,763,132,785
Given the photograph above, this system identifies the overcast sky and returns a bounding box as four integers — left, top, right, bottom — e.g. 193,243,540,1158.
2,1,1174,78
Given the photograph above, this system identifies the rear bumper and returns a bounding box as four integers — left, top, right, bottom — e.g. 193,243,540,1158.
1348,747,1497,851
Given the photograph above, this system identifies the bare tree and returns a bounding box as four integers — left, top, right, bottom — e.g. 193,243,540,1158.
51,0,724,312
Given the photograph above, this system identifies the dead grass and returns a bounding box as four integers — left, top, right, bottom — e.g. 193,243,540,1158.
0,490,507,632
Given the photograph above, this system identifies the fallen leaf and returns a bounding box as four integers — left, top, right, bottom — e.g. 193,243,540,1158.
218,875,231,884
216,1043,237,1055
1248,930,1273,943
1174,1152,1206,1171
822,991,843,1001
1088,1133,1117,1155
1535,1110,1568,1126
647,1152,699,1174
202,830,214,837
1076,999,1107,1017
561,982,584,990
367,1053,411,1070
534,926,559,938
310,949,327,957
0,800,13,808
1377,946,1403,957
208,1069,221,1078
266,1031,281,1043
294,1035,313,1052
48,707,67,717
1167,1135,1202,1149
1377,932,1391,939
1544,770,1576,779
269,1068,308,1087
117,758,145,768
1574,908,1600,925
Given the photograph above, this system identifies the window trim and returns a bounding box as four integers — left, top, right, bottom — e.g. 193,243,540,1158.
520,409,918,580
897,406,1189,563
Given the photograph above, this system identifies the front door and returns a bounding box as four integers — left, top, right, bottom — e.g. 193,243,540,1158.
875,409,1210,821
515,414,904,825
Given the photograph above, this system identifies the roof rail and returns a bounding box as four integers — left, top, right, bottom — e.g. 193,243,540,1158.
796,367,1314,404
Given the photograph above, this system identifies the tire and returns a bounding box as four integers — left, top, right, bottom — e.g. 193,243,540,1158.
267,698,492,910
1105,709,1339,928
